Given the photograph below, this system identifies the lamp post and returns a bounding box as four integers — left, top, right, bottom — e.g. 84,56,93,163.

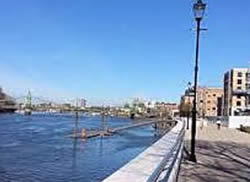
187,82,192,130
190,0,206,162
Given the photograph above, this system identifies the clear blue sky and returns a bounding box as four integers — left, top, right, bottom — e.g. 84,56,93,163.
0,0,250,105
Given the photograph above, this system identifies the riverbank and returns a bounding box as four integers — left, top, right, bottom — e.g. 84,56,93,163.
0,107,17,113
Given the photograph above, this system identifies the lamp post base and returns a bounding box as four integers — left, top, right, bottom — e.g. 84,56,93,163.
189,154,197,163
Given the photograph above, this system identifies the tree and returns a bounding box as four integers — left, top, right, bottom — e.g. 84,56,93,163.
124,103,130,108
179,103,192,117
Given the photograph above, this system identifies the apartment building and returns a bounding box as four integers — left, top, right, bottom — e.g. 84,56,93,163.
201,88,223,117
223,68,250,116
180,87,223,117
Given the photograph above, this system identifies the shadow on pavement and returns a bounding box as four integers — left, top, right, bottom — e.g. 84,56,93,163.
179,140,250,182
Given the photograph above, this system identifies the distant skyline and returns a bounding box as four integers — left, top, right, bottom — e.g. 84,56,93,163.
0,0,250,105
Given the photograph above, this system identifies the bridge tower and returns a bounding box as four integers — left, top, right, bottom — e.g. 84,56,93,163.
24,91,32,115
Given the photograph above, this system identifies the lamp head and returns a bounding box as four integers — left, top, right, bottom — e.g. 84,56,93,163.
193,0,206,21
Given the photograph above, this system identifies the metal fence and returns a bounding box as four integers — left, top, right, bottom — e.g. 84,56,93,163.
147,119,185,182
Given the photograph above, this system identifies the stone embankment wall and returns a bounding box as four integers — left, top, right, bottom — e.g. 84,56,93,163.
102,119,184,182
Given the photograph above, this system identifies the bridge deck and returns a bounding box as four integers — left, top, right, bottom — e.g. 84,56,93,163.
179,123,250,182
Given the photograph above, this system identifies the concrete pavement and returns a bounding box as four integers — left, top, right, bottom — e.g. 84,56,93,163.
179,123,250,182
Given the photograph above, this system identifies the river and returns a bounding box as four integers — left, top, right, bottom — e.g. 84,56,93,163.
0,113,163,182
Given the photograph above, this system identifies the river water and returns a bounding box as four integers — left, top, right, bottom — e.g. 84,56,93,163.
0,113,162,182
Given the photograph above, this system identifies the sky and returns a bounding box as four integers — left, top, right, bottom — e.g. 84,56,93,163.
0,0,250,105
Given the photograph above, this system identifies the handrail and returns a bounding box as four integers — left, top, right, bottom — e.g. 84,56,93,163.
102,119,185,182
147,119,185,182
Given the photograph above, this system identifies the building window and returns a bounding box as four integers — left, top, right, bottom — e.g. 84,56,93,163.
237,79,242,84
237,95,241,99
246,84,250,90
207,101,211,104
208,95,211,97
208,108,210,111
238,72,242,77
200,100,203,103
237,86,242,90
213,94,216,97
212,107,216,110
237,101,241,106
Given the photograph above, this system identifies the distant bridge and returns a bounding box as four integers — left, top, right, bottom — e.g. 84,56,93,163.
14,95,60,105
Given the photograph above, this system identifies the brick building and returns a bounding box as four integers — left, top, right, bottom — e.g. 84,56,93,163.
180,87,223,117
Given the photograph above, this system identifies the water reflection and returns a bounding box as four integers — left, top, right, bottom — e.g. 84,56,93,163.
0,114,162,182
99,137,104,157
72,138,78,169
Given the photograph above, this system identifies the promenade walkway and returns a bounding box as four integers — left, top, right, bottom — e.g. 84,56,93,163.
179,123,250,182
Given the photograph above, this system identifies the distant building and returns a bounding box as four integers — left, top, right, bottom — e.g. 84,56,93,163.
180,86,223,117
79,99,87,108
155,102,179,118
201,87,223,117
62,103,72,109
155,102,178,111
0,87,16,112
163,102,179,117
144,101,155,109
131,98,147,114
223,68,250,116
0,87,4,99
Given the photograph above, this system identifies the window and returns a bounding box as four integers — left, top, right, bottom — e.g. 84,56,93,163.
237,95,241,99
208,95,211,97
207,100,211,104
213,94,216,97
200,100,203,103
208,108,211,111
237,86,242,90
237,79,242,84
212,107,216,110
246,73,250,79
238,72,242,77
237,101,241,106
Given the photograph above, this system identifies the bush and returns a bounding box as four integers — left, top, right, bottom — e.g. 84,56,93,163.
239,125,250,134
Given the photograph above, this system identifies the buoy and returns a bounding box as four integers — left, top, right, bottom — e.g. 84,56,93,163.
81,128,87,138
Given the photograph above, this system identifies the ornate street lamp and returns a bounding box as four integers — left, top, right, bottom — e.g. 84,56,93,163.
190,0,206,162
193,0,206,21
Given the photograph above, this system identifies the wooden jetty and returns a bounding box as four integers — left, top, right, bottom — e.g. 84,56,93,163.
68,120,173,139
110,120,168,133
70,130,112,139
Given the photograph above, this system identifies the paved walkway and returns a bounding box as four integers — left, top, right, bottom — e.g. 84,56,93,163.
179,124,250,182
